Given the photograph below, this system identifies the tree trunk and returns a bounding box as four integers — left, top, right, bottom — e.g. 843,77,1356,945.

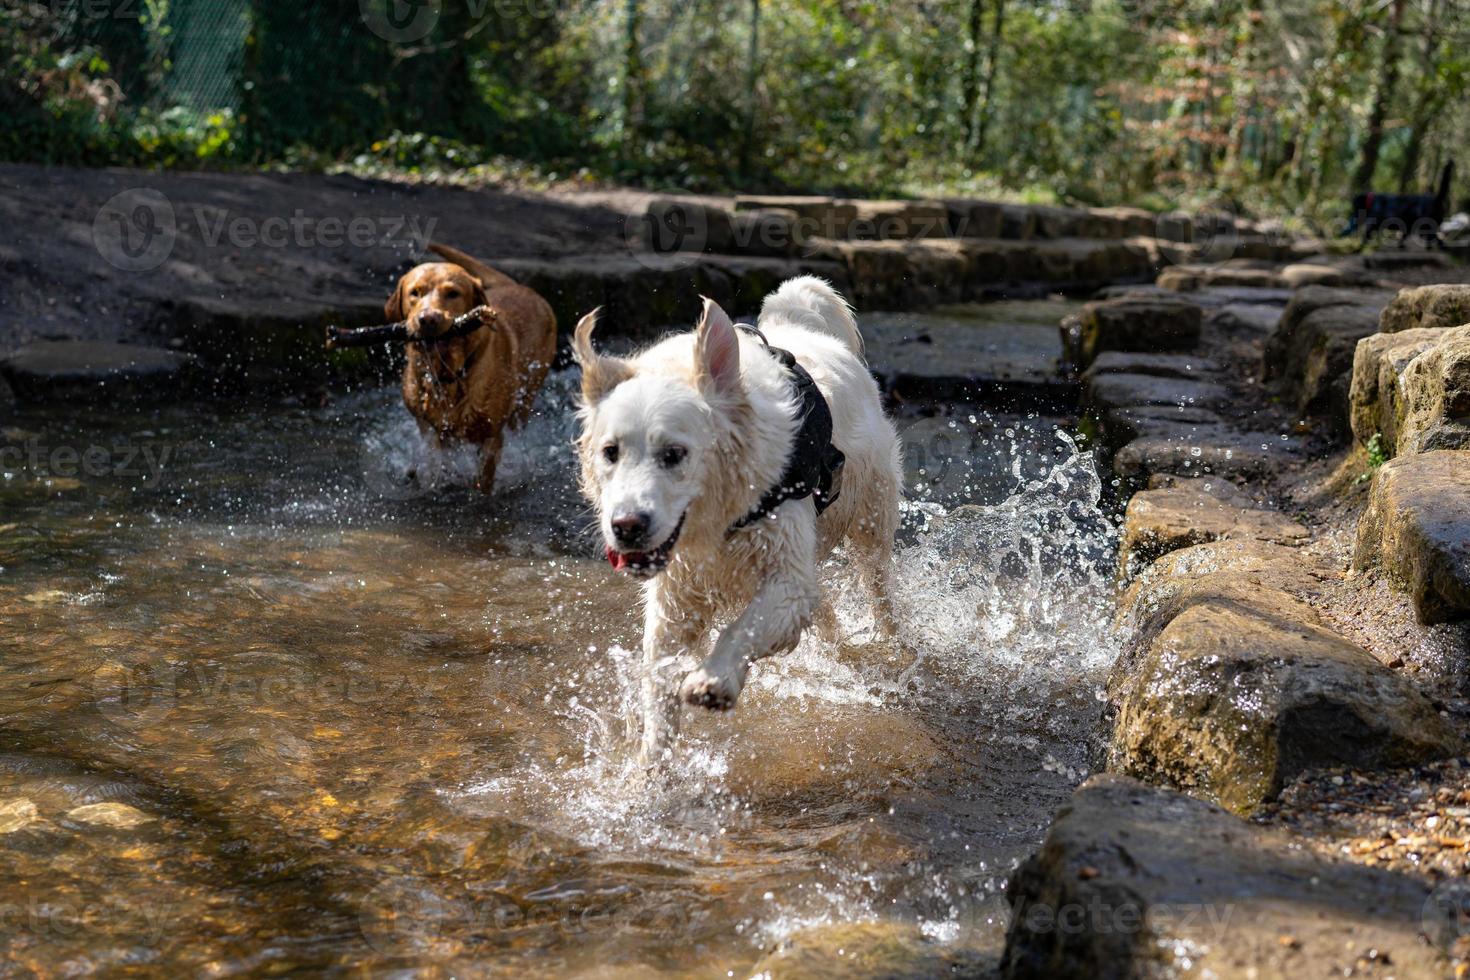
961,0,984,149
740,0,761,179
973,0,1006,157
622,0,643,157
1397,0,1445,191
1352,0,1406,191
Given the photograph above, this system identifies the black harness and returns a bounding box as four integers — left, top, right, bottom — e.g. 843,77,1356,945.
729,325,846,533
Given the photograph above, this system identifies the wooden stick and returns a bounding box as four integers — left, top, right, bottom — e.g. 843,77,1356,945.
324,306,497,350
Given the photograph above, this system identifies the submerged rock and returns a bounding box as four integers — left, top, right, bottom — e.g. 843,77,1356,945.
752,921,990,979
65,801,155,829
1000,775,1452,979
0,798,39,834
1355,450,1470,624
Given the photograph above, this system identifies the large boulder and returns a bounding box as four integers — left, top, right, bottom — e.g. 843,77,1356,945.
1110,540,1460,813
1397,324,1470,453
1355,450,1470,624
1379,283,1470,333
1348,327,1450,453
1001,775,1452,980
1068,297,1202,370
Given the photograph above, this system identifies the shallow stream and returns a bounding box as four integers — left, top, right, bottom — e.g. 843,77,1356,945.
0,305,1120,976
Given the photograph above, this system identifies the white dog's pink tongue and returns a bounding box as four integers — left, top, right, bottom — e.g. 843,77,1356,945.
606,547,639,570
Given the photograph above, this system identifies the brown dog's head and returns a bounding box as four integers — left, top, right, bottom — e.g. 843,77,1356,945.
385,262,487,340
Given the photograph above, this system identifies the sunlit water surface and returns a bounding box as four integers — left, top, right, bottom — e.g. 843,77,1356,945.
0,340,1118,975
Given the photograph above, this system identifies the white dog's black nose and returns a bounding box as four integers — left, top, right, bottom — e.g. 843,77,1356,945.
611,512,652,547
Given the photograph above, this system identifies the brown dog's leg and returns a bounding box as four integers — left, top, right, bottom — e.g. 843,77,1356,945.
475,429,505,494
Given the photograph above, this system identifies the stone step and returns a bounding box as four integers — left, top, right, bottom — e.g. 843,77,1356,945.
1118,483,1308,573
863,302,1074,410
1110,538,1461,814
1001,775,1453,979
1356,450,1470,624
0,340,199,403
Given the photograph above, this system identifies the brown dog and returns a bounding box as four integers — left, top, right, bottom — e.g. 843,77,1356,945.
386,242,557,492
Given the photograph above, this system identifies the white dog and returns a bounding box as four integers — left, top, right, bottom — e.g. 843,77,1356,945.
573,277,902,760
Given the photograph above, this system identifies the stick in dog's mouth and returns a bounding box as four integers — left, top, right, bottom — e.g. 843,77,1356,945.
605,512,686,578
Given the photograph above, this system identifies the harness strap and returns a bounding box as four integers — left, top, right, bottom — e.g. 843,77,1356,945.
728,325,846,534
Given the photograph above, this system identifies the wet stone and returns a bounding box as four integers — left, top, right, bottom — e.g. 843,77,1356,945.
1208,302,1281,335
1264,295,1387,429
1118,484,1308,574
1082,373,1229,414
1001,775,1453,979
864,301,1075,407
0,340,198,403
1355,450,1470,624
1112,426,1298,488
1083,351,1222,380
1070,296,1203,370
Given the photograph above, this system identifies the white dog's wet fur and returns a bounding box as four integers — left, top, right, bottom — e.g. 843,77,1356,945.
573,277,903,762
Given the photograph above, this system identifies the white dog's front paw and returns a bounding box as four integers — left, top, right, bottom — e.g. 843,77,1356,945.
679,666,743,711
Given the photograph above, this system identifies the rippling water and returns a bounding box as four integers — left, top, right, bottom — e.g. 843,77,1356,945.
0,336,1118,975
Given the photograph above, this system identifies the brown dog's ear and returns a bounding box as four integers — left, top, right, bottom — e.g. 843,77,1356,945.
385,277,408,323
694,296,741,395
572,308,633,404
469,276,488,308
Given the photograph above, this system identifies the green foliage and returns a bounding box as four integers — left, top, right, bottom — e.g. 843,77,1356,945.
1358,433,1388,483
3,0,1468,212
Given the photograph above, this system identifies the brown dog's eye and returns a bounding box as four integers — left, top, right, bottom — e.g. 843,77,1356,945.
602,444,619,464
443,289,459,300
408,289,421,299
657,446,686,468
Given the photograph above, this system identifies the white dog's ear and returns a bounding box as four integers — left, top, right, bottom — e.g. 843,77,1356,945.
572,308,633,404
694,296,741,395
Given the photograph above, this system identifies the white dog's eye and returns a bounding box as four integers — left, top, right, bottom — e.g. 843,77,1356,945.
602,443,619,464
657,446,687,469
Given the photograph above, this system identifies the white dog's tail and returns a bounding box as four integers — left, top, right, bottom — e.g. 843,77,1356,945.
760,276,864,358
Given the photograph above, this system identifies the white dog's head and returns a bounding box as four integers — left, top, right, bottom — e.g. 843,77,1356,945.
573,298,744,578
